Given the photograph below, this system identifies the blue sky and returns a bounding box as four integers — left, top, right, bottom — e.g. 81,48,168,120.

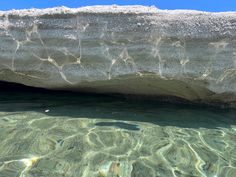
0,0,235,12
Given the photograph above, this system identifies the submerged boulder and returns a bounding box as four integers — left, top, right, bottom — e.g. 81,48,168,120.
0,6,235,107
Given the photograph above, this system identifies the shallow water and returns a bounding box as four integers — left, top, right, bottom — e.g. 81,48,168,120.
0,91,235,177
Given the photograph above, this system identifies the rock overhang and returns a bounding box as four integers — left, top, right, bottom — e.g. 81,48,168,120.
0,5,235,108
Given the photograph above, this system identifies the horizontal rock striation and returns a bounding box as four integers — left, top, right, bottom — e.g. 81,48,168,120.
0,6,236,107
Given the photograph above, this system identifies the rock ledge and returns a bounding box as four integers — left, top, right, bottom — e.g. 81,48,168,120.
0,6,235,107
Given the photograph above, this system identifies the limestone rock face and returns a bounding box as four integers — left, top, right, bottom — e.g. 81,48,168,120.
0,6,236,107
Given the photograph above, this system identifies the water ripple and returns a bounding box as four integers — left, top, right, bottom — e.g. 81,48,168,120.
0,92,236,177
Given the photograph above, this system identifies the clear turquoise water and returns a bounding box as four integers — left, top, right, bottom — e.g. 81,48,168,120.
0,91,236,177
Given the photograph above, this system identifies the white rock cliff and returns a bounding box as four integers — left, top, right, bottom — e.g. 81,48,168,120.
0,6,236,107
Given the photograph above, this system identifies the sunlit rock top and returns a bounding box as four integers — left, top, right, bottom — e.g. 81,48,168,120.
0,5,158,16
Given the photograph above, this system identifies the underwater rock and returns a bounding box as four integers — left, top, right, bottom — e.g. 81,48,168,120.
0,6,235,107
98,161,132,177
131,161,155,177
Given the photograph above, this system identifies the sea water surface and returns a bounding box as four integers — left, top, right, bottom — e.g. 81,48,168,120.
0,90,236,177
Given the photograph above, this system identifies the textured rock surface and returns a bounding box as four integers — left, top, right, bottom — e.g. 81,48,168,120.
0,6,236,107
